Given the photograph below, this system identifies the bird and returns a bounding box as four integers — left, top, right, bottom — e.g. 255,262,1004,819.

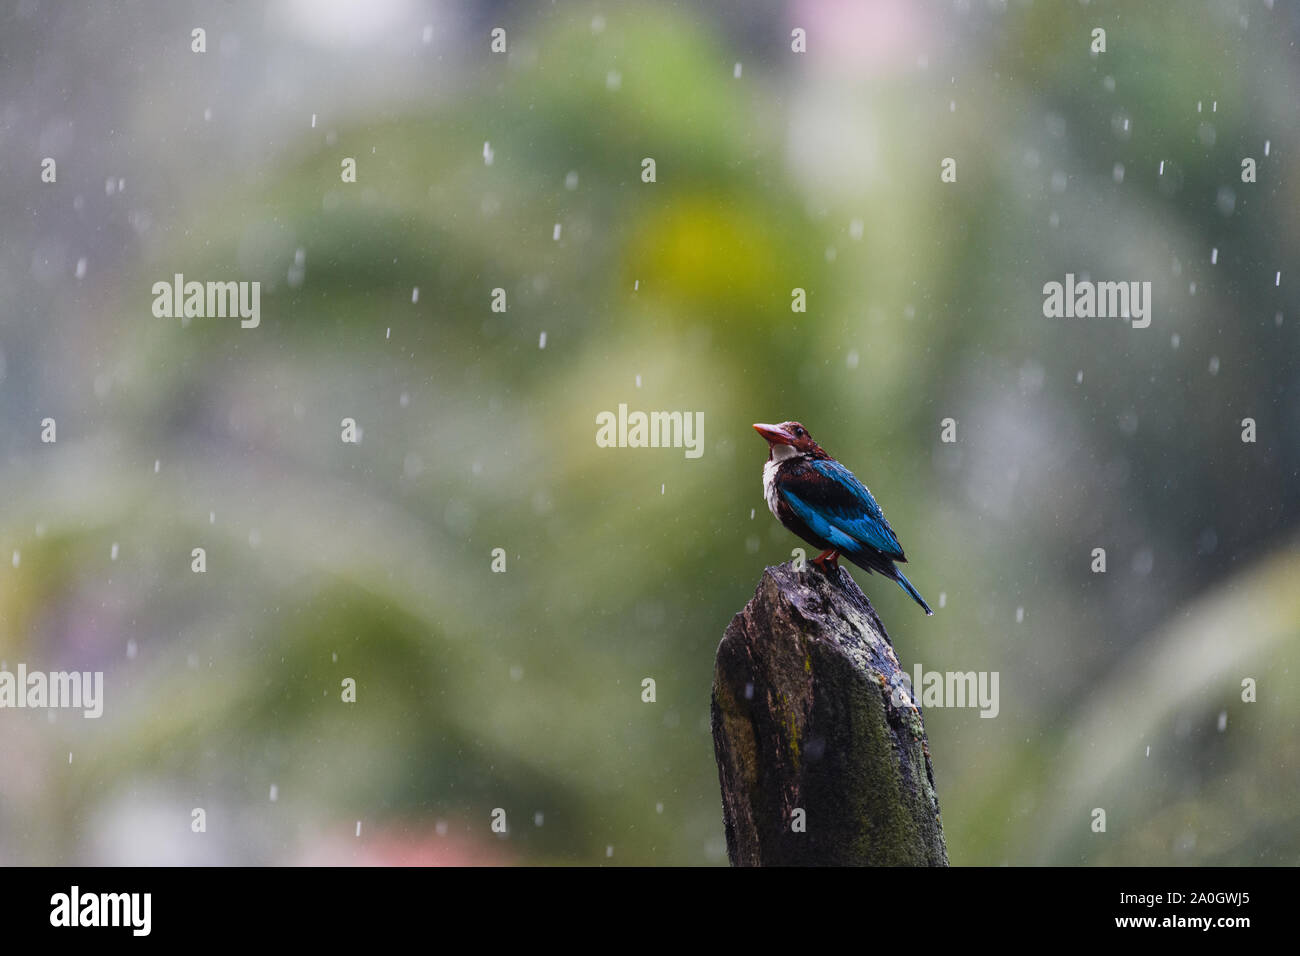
753,421,933,615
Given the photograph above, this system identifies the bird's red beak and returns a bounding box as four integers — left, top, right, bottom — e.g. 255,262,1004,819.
753,422,796,446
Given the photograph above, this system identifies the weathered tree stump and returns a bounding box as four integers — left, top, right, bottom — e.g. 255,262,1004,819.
711,562,948,866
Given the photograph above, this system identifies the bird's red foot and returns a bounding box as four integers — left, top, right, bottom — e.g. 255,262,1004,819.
811,549,840,573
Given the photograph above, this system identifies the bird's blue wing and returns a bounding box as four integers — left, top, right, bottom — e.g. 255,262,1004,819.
779,459,906,560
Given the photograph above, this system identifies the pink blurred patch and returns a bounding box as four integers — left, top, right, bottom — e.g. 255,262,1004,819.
791,0,933,74
294,821,516,866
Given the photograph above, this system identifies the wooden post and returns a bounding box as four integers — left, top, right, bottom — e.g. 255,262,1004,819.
711,562,948,865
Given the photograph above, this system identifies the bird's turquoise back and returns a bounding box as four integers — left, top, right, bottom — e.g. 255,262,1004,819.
781,457,906,560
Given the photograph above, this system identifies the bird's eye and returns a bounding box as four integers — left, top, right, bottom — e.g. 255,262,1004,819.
794,427,804,437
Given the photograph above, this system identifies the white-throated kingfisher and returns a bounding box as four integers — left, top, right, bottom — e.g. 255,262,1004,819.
754,421,933,615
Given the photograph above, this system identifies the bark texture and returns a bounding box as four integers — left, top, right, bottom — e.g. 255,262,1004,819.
711,562,948,866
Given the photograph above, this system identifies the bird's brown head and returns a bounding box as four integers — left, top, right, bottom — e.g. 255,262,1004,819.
752,421,828,460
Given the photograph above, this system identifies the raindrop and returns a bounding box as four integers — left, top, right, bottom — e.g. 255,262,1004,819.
1216,186,1236,216
288,247,306,288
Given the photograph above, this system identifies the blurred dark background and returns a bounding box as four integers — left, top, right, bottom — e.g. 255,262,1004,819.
0,0,1297,864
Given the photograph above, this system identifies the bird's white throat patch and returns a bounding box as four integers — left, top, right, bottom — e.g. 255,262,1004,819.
762,451,801,520
762,460,782,519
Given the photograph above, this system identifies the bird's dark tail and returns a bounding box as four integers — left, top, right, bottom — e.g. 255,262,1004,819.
893,568,933,616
